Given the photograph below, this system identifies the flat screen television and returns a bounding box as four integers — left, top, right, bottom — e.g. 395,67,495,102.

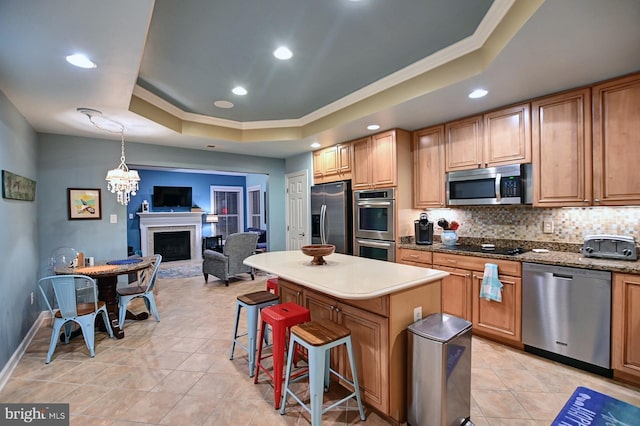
153,186,192,208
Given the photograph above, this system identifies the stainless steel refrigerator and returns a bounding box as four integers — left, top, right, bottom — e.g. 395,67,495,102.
311,180,352,255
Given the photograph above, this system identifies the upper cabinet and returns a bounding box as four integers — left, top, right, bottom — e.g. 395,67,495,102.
352,129,410,190
313,143,352,184
413,125,445,208
445,104,531,172
592,73,640,206
532,88,592,207
445,115,483,171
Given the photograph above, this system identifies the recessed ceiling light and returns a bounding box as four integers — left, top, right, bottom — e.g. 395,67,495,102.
367,124,380,131
468,89,488,99
232,86,247,96
214,100,234,109
66,53,96,69
310,142,321,149
273,46,293,60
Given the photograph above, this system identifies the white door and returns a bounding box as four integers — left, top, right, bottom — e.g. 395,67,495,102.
285,170,309,250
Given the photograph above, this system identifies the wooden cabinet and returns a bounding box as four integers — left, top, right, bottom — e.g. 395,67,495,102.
352,129,411,190
472,271,522,343
483,103,531,167
445,104,531,172
397,248,432,267
432,253,522,345
413,125,446,208
277,279,303,304
532,88,592,207
303,288,389,414
435,265,473,322
592,73,640,205
612,273,640,385
296,278,441,422
445,115,483,171
313,143,352,184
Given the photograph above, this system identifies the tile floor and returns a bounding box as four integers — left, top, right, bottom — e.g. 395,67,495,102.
2,263,639,425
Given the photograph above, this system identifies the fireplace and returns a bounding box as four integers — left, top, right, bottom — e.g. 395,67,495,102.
138,212,204,260
154,231,191,262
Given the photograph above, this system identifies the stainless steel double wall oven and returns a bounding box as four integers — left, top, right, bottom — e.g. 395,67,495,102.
353,188,396,262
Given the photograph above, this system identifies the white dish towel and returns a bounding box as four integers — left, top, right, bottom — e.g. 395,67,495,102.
480,263,503,302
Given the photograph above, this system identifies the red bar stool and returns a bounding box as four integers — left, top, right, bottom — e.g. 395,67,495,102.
266,277,278,295
254,302,310,409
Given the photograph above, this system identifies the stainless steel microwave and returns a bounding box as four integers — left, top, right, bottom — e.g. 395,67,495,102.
446,163,532,206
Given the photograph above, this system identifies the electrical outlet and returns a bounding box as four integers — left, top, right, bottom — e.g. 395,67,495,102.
30,292,34,305
543,220,554,234
129,213,134,219
413,306,422,322
110,214,117,224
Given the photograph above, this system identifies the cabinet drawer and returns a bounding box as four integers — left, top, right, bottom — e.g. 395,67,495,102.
341,296,389,317
433,252,521,276
399,249,432,265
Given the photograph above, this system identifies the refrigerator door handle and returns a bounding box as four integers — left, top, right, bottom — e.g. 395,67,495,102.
320,204,327,244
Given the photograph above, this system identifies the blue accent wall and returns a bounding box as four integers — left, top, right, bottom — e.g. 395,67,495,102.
126,170,249,253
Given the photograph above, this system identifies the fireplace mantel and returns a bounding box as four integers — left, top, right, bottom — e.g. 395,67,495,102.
138,212,205,259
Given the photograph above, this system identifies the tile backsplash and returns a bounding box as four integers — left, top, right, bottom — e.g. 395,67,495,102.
401,206,640,244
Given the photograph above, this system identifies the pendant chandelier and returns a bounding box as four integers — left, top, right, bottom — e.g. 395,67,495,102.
78,108,140,205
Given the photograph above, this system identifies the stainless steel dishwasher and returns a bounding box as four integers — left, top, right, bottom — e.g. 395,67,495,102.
522,262,612,375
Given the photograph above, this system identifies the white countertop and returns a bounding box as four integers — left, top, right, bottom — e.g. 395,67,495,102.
244,251,449,300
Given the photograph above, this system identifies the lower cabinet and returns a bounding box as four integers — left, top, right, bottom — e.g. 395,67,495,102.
303,289,389,414
277,279,303,304
471,271,522,343
433,253,522,345
283,277,442,423
612,273,640,385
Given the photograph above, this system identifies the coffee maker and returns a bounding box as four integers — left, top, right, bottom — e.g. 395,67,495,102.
414,212,434,245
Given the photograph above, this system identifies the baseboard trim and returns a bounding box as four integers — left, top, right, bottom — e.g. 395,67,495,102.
0,311,48,392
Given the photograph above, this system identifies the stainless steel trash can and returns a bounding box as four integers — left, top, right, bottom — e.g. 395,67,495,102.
407,313,472,426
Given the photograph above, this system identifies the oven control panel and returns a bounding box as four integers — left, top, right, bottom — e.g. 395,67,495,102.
582,234,637,261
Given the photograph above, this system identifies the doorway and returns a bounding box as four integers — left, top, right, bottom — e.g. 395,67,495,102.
285,170,309,250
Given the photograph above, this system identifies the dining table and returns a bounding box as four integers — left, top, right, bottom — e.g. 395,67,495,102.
54,256,155,339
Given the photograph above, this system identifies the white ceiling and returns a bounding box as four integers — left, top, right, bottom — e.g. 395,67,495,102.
0,0,639,159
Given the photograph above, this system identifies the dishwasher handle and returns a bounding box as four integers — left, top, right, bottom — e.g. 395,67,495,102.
552,273,573,280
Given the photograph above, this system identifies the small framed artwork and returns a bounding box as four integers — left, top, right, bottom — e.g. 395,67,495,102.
2,170,36,201
68,188,102,220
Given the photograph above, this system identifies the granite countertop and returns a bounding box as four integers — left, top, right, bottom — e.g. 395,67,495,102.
244,250,448,299
398,240,640,274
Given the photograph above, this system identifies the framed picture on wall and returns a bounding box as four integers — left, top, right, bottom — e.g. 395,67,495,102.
68,188,102,220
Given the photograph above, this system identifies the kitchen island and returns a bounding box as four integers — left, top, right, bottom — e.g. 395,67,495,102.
244,251,449,424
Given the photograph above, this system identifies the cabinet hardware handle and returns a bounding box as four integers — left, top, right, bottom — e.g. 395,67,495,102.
583,199,589,203
594,198,600,203
410,254,418,258
447,259,457,263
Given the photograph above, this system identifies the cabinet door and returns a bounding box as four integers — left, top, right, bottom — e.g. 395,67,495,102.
323,146,339,175
370,130,397,187
484,103,531,167
351,137,372,190
593,73,640,205
612,273,640,383
337,143,352,174
336,303,389,414
532,88,592,207
472,272,522,343
313,150,324,179
437,265,472,321
445,115,483,171
413,125,445,208
278,279,303,304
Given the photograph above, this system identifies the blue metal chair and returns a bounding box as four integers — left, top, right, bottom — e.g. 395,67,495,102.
39,274,114,364
117,254,162,327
